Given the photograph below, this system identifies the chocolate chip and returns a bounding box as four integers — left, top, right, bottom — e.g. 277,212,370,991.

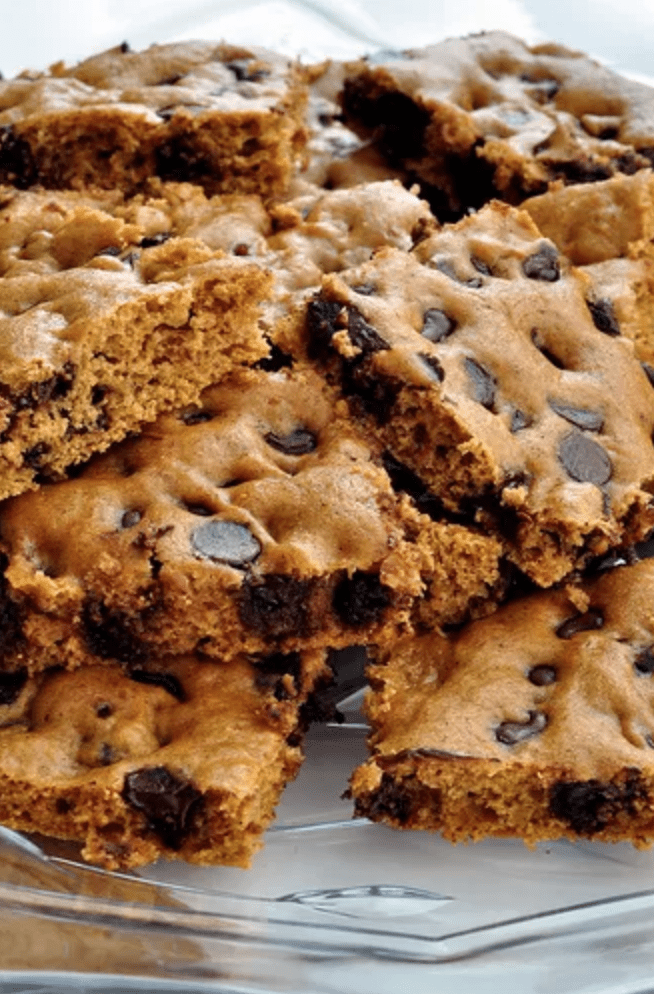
549,400,603,432
0,669,27,706
306,297,343,361
549,772,644,834
558,431,612,486
95,702,113,719
183,501,214,516
121,766,203,849
382,452,455,522
99,743,115,766
180,407,213,426
354,771,413,824
418,353,444,383
225,59,268,82
155,136,212,185
556,608,604,639
254,651,302,700
587,298,620,336
436,258,483,287
82,598,149,663
139,233,171,249
495,710,547,744
0,125,37,189
421,308,457,343
255,343,293,372
121,509,142,529
128,668,185,701
634,647,654,675
333,571,391,627
510,408,531,432
522,244,560,281
528,665,557,686
191,520,261,566
239,575,315,638
348,309,389,354
264,429,317,455
642,363,654,390
352,283,376,295
22,442,50,470
471,256,492,276
464,357,496,410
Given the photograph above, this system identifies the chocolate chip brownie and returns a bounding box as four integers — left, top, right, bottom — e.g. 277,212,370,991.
339,31,654,220
350,556,654,848
0,646,330,868
0,185,271,500
0,363,502,674
0,41,307,198
305,199,654,586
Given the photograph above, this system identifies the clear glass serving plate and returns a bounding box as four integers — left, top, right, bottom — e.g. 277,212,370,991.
2,2,654,992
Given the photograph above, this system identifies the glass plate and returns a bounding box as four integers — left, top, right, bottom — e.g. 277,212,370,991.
2,3,654,992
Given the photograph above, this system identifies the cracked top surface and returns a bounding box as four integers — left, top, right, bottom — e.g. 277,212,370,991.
364,557,654,781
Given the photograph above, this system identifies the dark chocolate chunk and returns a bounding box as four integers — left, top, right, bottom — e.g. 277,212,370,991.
0,126,37,189
348,309,389,354
121,766,203,849
587,298,620,336
239,574,315,638
548,400,603,432
254,651,302,701
353,771,413,824
558,431,612,485
139,232,171,249
333,571,391,627
421,308,457,343
528,665,557,686
342,359,400,424
342,86,430,162
634,646,654,675
191,520,261,566
549,771,644,834
128,668,185,701
306,297,343,361
522,244,560,281
121,509,142,529
264,428,317,455
82,598,149,663
556,608,604,639
464,357,496,410
0,669,27,706
495,710,547,745
510,408,531,432
418,353,444,382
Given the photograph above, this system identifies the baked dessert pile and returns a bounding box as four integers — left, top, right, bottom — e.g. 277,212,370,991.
0,32,654,867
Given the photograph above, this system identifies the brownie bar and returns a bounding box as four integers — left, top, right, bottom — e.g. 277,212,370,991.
0,364,502,673
0,185,272,499
339,31,654,220
0,41,307,198
0,647,330,868
351,557,654,848
304,200,654,585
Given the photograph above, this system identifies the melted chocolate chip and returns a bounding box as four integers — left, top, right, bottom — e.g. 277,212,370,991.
548,400,603,432
121,509,142,529
0,669,27,706
22,442,50,470
121,766,203,849
191,520,261,567
418,353,444,382
306,297,343,361
128,668,185,701
180,408,213,426
510,408,531,432
155,136,213,185
239,575,315,638
421,308,457,343
82,598,149,663
496,710,547,744
556,608,604,639
254,651,302,701
225,59,268,82
95,702,112,719
558,431,612,486
0,126,37,189
549,771,644,834
342,359,400,424
522,244,560,281
333,571,391,627
348,309,389,354
587,298,620,336
264,429,317,455
382,452,456,522
255,342,293,372
528,665,557,686
139,232,171,249
634,646,654,675
354,771,413,824
464,357,496,410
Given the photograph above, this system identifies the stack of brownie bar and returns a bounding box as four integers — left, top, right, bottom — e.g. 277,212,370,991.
1,31,654,869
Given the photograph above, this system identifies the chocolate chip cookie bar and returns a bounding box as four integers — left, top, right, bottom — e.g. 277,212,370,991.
339,31,654,220
0,363,502,674
0,185,272,499
351,556,654,848
0,646,330,868
305,200,654,586
0,41,307,198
